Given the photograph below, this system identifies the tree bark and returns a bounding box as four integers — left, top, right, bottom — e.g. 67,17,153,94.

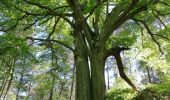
90,48,106,100
74,38,91,100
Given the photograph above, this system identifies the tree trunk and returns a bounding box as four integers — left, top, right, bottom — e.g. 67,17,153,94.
146,66,152,83
69,65,75,100
106,60,110,90
74,39,91,100
49,76,55,100
16,70,24,100
90,48,106,100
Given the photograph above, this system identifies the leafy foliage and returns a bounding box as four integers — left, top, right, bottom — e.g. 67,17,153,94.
107,88,137,100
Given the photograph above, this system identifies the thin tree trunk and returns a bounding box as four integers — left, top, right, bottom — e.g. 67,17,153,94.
0,75,9,97
49,76,55,100
106,60,110,90
3,58,15,99
16,61,25,100
16,72,24,100
151,68,155,83
146,66,152,83
69,65,75,100
3,66,14,99
58,83,64,100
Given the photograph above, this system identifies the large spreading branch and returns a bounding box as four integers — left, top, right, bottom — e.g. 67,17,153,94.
109,48,138,91
97,0,146,44
105,47,130,58
114,53,138,91
105,47,138,91
66,0,94,51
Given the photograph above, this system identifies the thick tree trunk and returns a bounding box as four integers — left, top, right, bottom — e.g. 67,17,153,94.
90,49,106,100
74,39,91,100
74,38,106,100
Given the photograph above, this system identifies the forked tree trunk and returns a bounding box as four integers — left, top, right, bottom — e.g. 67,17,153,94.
74,38,106,100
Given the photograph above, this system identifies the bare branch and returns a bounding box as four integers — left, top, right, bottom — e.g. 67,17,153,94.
23,15,48,31
154,15,167,28
152,33,170,41
132,18,164,54
27,37,74,51
47,17,61,39
24,0,72,17
0,14,28,32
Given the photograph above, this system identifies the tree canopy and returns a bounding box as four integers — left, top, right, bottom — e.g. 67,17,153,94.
0,0,170,100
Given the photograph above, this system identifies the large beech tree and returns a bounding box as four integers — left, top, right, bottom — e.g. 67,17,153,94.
0,0,170,100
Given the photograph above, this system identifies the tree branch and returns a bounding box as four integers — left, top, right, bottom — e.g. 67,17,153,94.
114,52,138,91
66,0,94,50
105,47,130,58
132,18,164,54
47,17,61,39
23,15,48,31
27,37,74,51
0,14,28,32
98,0,144,44
24,0,72,17
13,4,74,27
154,14,167,28
152,9,170,16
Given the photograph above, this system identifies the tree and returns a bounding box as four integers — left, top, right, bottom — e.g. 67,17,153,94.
0,0,170,100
